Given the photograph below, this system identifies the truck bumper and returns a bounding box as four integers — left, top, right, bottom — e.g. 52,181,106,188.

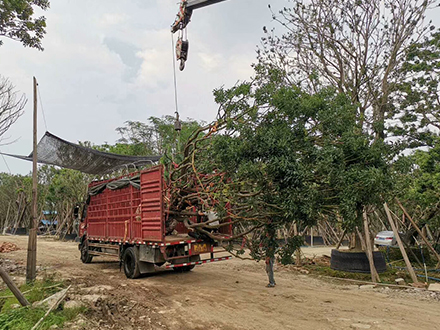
166,256,231,269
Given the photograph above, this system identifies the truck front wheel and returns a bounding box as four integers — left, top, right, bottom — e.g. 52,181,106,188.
80,241,93,264
123,247,141,279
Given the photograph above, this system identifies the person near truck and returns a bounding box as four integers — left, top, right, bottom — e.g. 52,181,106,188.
263,221,277,287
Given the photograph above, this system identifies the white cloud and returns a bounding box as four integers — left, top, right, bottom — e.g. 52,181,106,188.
197,52,223,71
98,13,129,27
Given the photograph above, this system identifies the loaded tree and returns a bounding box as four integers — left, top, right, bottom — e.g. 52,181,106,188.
163,76,393,262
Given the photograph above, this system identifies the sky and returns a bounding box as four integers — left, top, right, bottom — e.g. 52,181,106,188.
0,1,439,175
0,0,287,175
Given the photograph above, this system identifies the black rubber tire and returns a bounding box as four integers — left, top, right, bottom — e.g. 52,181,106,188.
123,247,141,279
330,249,387,273
80,241,93,264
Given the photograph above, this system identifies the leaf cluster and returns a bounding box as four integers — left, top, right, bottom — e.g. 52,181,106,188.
0,0,50,50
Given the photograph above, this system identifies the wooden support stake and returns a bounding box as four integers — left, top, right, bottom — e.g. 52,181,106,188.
395,198,440,268
335,229,347,250
384,203,418,283
363,211,380,283
0,266,30,306
26,76,38,283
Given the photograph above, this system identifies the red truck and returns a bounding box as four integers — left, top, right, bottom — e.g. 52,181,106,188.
78,165,231,278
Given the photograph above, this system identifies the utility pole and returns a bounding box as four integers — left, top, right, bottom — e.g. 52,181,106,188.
26,77,38,283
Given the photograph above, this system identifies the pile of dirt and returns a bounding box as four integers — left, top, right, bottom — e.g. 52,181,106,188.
0,242,19,253
277,255,331,273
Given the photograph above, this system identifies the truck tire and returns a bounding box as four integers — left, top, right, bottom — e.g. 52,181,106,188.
123,247,141,279
330,249,387,273
80,241,93,264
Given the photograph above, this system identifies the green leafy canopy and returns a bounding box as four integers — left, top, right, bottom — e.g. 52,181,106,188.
0,0,50,50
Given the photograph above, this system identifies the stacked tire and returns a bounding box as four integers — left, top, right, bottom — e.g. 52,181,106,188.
330,249,387,273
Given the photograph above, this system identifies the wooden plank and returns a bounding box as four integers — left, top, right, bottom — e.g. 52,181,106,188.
363,211,380,283
88,251,119,258
88,243,120,250
0,266,30,306
395,198,440,268
384,203,418,283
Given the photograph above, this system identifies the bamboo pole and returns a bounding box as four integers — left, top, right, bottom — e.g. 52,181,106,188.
384,203,418,283
363,211,380,283
395,198,440,268
0,266,30,306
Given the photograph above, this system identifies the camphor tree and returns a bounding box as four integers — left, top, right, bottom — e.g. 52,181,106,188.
164,76,393,262
0,0,50,50
258,0,437,140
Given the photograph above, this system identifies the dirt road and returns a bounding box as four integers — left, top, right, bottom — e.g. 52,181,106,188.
1,236,440,330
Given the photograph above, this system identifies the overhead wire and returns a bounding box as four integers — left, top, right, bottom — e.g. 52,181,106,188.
0,149,11,174
37,84,49,132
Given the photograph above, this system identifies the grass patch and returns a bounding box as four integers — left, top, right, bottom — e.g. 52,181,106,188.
0,274,87,329
0,306,86,330
305,263,414,284
0,273,63,313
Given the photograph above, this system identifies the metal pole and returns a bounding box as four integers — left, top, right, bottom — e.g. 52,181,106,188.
26,77,38,283
187,0,228,10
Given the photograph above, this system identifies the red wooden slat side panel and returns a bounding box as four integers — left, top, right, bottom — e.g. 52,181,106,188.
140,167,164,242
107,188,132,240
85,166,164,243
87,191,107,238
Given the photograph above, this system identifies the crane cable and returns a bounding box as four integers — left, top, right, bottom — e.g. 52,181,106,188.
171,31,182,159
171,31,180,124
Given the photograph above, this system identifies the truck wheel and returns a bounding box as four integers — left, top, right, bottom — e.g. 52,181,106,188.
123,247,141,279
80,242,93,264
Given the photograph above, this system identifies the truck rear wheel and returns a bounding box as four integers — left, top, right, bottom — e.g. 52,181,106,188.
123,247,141,279
80,241,93,264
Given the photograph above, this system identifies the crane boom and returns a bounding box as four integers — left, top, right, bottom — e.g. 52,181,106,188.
186,0,228,11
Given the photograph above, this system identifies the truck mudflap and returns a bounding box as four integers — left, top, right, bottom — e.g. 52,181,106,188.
166,256,232,269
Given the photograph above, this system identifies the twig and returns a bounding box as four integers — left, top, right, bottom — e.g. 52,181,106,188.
31,285,71,330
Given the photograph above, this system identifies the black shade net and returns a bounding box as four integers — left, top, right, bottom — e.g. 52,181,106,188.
1,131,161,175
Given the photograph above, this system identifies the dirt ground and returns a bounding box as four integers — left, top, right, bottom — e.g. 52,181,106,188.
1,236,440,330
